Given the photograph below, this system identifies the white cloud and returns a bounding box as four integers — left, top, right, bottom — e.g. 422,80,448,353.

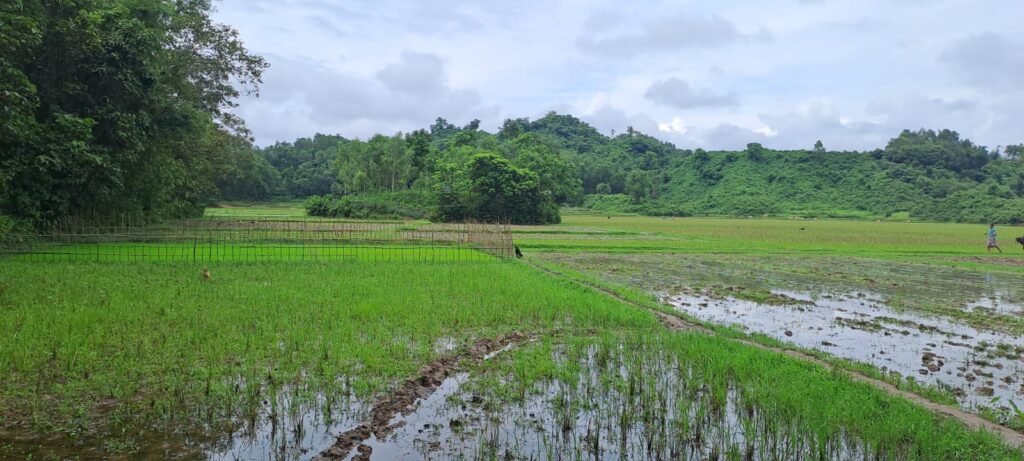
658,117,689,135
645,78,738,109
238,53,497,143
214,0,1024,150
577,14,768,58
940,32,1024,93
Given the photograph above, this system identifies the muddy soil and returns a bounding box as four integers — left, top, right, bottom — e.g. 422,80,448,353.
313,332,529,461
663,289,1024,410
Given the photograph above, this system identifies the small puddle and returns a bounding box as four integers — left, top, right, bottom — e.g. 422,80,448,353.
967,292,1024,316
348,373,471,460
207,385,367,461
433,336,458,353
662,290,1024,411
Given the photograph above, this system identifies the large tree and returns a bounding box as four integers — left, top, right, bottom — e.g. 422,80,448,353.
0,0,266,226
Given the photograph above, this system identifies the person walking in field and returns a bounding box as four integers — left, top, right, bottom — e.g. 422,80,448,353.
987,223,1002,253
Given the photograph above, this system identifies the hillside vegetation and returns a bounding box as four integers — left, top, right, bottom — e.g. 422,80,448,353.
236,115,1024,224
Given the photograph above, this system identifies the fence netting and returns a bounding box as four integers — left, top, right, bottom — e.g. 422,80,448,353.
0,218,515,263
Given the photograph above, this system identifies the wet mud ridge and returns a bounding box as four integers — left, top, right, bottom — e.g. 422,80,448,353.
529,262,1024,449
313,332,530,460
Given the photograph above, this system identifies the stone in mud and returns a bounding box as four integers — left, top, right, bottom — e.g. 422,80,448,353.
976,387,995,397
918,369,930,376
964,373,977,382
821,341,838,347
784,330,793,337
927,364,941,373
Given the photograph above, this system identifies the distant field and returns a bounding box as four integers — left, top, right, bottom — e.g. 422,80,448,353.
514,212,1024,261
203,200,309,218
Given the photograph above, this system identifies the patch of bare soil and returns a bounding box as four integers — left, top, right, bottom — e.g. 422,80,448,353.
313,332,529,461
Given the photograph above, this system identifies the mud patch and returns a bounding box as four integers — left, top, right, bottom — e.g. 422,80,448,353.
313,332,529,460
663,289,1024,412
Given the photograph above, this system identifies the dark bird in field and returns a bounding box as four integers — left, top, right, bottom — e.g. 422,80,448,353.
201,267,211,281
1016,236,1024,250
515,246,523,258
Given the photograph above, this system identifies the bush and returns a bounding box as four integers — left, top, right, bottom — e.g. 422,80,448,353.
0,214,34,248
304,193,430,220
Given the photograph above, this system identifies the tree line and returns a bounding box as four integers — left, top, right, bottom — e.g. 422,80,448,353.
238,114,1024,225
3,1,1022,228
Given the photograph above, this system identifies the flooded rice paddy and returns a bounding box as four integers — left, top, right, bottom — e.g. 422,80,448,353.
662,289,1024,409
538,253,1024,417
203,335,1011,460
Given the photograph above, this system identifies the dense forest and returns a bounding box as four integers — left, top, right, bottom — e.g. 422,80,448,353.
2,2,1022,227
0,0,267,229
232,114,1024,224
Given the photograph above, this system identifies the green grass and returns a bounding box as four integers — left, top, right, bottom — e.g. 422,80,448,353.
0,259,656,447
204,201,308,218
515,214,1024,261
470,332,1018,460
6,242,492,262
3,211,1024,458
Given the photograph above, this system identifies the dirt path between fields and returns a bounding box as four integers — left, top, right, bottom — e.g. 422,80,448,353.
312,332,530,461
529,262,1024,449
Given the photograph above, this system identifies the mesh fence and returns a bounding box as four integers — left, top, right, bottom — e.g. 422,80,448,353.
0,218,515,263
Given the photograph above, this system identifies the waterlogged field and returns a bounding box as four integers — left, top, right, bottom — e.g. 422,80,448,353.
0,259,656,459
520,213,1024,433
1,210,1023,459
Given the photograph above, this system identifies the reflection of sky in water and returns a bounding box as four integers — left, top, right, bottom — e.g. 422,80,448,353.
547,253,1024,320
662,290,1024,412
351,350,870,460
206,386,366,461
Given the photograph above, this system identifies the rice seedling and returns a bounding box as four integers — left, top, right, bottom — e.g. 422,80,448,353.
2,212,1022,459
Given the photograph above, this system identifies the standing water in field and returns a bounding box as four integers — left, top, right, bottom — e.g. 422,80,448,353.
540,253,1024,417
308,338,994,460
662,289,1024,410
205,383,368,461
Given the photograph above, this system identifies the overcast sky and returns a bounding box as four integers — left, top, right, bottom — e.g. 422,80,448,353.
214,0,1024,151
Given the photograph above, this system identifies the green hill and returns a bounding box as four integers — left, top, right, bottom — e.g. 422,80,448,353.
231,113,1024,224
